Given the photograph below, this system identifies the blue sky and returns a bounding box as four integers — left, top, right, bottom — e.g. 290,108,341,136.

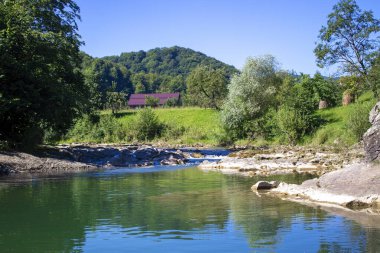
76,0,380,75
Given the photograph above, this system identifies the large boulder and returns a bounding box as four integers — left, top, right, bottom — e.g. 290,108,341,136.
363,102,380,161
251,181,279,191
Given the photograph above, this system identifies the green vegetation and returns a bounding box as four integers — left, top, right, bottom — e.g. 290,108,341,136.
1,0,379,150
65,107,223,145
0,0,88,149
314,0,380,97
81,46,238,110
311,93,376,146
63,89,375,147
186,65,228,109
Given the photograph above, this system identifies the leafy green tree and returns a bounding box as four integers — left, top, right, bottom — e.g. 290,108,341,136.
82,58,132,108
276,75,320,143
313,73,341,107
106,92,126,114
145,96,160,107
135,108,163,141
105,46,238,95
314,0,380,97
221,55,281,139
369,55,380,95
186,65,228,109
0,0,87,148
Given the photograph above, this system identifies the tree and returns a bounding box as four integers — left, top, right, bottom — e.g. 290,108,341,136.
313,72,341,107
276,75,320,143
221,55,281,139
369,55,380,94
145,95,160,107
106,92,126,114
314,0,380,97
186,65,228,109
0,0,87,148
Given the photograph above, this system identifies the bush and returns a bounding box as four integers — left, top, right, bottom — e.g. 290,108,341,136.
276,106,308,144
346,102,373,141
66,114,126,143
135,108,164,141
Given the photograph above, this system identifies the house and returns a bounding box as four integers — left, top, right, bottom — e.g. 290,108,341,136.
128,93,181,108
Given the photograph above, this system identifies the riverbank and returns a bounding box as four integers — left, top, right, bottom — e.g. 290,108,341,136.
0,151,98,176
199,145,364,176
0,144,216,177
265,162,380,212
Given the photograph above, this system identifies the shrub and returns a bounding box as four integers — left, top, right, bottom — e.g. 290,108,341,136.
135,108,164,141
145,96,160,107
276,106,308,144
346,102,373,141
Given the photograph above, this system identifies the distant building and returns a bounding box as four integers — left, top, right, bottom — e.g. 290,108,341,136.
128,93,181,108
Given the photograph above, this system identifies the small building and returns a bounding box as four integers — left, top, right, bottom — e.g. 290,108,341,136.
128,93,181,108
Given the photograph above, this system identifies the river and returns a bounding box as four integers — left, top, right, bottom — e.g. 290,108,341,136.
0,162,379,252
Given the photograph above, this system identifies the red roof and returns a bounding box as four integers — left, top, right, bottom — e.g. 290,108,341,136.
128,93,180,106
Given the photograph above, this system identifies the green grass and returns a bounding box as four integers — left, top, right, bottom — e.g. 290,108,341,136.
309,92,376,146
63,92,377,147
118,107,223,145
64,107,223,146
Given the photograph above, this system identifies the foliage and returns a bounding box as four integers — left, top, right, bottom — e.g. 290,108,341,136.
339,75,365,101
106,91,127,114
66,114,126,143
314,0,380,97
165,98,180,107
221,55,281,139
64,107,223,146
276,106,308,144
346,101,373,141
145,95,160,107
369,55,380,96
134,108,164,141
311,92,376,146
186,65,228,109
275,75,321,143
0,0,88,149
81,56,132,109
313,73,341,107
103,46,238,94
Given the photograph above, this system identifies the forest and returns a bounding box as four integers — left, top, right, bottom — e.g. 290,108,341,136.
0,0,380,149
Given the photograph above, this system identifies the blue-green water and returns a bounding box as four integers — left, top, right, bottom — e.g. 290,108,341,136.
0,166,379,252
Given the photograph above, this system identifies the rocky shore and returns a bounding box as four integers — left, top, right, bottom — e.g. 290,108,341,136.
253,163,380,212
199,145,364,176
249,102,380,212
0,145,188,177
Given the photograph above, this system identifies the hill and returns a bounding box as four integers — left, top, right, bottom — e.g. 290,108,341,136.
81,46,238,109
103,46,237,77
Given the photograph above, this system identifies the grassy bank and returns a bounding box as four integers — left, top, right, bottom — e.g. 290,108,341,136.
62,93,376,147
64,107,223,146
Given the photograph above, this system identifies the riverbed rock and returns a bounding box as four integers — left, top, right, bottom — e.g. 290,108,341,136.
0,151,98,176
268,163,380,210
251,181,280,190
160,156,185,165
363,101,380,161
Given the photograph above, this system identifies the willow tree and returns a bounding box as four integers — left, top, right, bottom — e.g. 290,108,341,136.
0,0,88,148
221,55,281,139
314,0,380,97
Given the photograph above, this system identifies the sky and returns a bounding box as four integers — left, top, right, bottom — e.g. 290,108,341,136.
75,0,380,75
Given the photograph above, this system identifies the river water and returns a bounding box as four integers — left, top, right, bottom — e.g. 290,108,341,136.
0,163,379,252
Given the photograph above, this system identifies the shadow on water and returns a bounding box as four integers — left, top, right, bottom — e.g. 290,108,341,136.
0,166,379,252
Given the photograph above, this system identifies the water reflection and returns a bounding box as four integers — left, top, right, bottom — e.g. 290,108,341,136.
0,167,379,252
